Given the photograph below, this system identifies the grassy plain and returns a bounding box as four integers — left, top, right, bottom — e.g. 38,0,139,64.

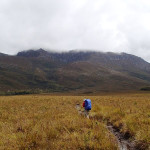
91,92,150,149
0,95,117,150
0,93,150,149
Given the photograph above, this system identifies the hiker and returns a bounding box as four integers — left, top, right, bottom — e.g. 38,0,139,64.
83,99,91,118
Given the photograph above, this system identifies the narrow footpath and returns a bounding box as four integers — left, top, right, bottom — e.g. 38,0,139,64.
75,104,136,150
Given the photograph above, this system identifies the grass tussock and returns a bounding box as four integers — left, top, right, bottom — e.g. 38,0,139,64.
91,93,150,149
0,95,117,150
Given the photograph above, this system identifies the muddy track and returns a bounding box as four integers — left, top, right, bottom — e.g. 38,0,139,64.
107,123,135,150
75,104,136,150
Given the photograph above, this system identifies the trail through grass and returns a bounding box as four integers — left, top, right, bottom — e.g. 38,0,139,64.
0,95,117,149
1,93,150,149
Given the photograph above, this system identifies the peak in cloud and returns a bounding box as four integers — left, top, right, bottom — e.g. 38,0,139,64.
0,0,150,61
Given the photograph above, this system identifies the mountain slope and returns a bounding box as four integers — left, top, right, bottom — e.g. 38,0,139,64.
0,49,150,93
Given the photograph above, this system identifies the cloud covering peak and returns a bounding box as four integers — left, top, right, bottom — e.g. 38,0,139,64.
0,0,150,61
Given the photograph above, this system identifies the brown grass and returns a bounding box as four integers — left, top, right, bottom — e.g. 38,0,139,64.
90,93,150,149
1,93,150,149
0,95,117,150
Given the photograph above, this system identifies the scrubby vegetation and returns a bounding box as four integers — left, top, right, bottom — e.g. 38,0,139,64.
140,87,150,91
0,88,65,96
0,90,39,96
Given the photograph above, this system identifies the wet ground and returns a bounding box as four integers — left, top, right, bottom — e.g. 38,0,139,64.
75,104,136,150
107,123,135,150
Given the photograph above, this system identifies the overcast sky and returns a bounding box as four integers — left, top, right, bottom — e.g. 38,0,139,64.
0,0,150,61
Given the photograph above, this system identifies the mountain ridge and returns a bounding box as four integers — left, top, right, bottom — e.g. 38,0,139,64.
0,49,150,93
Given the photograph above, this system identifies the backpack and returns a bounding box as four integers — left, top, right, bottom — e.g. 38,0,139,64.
85,99,91,110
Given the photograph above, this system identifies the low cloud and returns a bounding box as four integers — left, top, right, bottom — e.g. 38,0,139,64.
0,0,150,61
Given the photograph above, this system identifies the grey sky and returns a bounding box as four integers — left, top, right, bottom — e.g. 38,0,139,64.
0,0,150,61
